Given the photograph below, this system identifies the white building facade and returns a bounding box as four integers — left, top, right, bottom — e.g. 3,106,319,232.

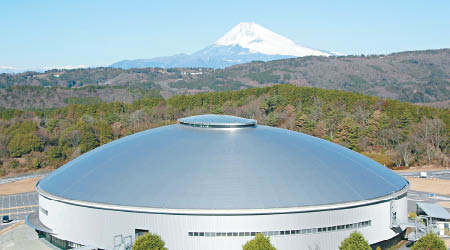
37,184,408,250
28,115,410,250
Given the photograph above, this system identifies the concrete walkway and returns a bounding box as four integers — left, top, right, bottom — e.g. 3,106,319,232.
0,223,57,250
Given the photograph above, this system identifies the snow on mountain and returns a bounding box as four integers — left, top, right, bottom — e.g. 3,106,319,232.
111,22,337,69
215,22,330,57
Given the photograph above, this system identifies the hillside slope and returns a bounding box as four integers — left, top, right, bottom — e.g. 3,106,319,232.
0,49,449,108
0,84,448,177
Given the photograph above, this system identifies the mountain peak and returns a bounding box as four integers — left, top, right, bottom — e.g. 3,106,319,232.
111,22,336,69
215,22,331,57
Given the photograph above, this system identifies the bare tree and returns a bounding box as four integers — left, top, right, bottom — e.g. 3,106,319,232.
397,142,413,167
66,130,81,148
429,119,446,150
353,105,371,127
410,118,447,165
310,97,323,123
129,109,146,127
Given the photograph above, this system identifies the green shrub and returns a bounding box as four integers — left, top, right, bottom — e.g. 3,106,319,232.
339,231,371,250
243,233,276,250
132,233,167,250
411,232,446,250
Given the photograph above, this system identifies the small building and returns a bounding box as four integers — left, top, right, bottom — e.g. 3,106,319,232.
416,202,450,236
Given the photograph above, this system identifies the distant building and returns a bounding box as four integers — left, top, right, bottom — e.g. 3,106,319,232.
27,115,409,250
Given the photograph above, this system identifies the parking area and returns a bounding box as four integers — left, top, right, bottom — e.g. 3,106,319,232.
0,192,38,231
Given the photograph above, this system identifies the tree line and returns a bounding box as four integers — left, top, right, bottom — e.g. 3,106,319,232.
0,84,448,176
131,230,446,250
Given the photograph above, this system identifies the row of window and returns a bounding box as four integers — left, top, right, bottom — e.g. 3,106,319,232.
39,206,48,216
188,220,371,237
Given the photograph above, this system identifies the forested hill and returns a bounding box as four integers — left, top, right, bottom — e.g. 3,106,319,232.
0,85,448,177
0,49,449,109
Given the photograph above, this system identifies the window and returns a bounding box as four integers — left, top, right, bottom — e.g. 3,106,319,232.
39,206,48,216
188,220,372,238
135,229,148,239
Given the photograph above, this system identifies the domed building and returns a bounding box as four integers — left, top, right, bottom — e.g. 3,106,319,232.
27,115,408,250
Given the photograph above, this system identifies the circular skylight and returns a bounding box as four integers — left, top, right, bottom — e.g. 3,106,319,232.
178,114,257,128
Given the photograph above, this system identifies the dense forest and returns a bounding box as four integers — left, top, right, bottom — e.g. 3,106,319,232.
0,84,448,176
1,49,449,109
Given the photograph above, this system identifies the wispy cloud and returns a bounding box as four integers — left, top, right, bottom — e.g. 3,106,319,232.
41,65,89,70
0,65,90,73
0,66,18,70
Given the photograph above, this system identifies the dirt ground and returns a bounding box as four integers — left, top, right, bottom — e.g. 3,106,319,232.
0,177,41,196
437,201,450,208
406,177,450,196
393,166,448,173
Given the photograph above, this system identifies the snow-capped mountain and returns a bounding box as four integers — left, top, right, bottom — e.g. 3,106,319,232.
111,22,337,69
215,22,330,57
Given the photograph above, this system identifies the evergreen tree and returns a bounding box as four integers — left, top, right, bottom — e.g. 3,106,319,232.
337,117,359,150
296,114,316,132
78,122,99,153
94,120,113,145
8,133,43,157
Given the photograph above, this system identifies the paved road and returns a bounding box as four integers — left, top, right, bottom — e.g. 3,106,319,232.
398,170,450,180
407,190,450,213
398,170,450,213
0,172,49,185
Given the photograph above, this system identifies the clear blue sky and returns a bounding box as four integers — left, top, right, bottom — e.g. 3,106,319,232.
2,0,449,69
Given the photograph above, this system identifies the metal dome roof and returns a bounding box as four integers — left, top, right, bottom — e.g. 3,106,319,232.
38,115,407,211
178,114,256,127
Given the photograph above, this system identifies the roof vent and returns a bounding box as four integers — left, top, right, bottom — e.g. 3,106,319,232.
178,114,257,128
